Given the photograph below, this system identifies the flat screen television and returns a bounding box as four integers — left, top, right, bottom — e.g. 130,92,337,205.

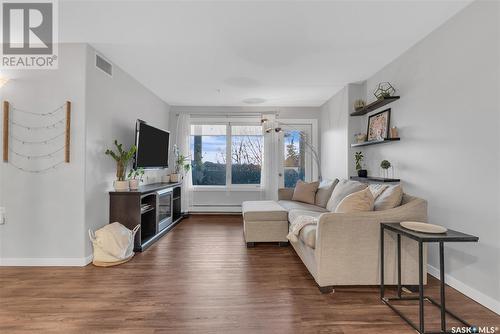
134,120,170,169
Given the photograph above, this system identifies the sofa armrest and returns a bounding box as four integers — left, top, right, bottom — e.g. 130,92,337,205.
314,198,428,286
278,188,294,201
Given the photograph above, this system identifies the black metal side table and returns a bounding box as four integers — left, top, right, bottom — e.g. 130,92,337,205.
380,222,479,334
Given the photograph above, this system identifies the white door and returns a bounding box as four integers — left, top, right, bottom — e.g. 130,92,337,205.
278,124,313,188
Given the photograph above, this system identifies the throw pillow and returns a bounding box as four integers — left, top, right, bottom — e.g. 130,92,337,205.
335,188,374,213
292,180,320,205
374,184,403,211
315,179,339,208
326,179,367,212
369,184,389,200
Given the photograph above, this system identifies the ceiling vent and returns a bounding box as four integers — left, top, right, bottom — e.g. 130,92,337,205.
95,54,112,77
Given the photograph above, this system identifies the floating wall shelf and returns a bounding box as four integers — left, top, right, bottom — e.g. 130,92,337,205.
351,96,400,116
351,138,400,147
350,176,400,183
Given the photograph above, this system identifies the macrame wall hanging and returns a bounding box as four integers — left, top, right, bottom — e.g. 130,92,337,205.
2,100,71,173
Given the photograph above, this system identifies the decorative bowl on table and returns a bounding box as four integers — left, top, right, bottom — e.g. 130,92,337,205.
400,221,447,234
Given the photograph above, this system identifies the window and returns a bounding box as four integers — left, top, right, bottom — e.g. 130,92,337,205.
231,125,263,185
283,130,306,188
190,123,263,187
190,124,227,186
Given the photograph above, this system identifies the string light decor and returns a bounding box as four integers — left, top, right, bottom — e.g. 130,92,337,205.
2,100,71,173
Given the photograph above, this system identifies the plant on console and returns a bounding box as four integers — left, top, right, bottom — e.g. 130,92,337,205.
128,167,145,181
105,140,137,190
128,167,144,190
171,145,191,182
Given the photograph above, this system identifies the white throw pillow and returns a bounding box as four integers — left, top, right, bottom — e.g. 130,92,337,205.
369,184,389,200
315,179,339,208
374,184,403,211
335,188,374,213
326,179,367,212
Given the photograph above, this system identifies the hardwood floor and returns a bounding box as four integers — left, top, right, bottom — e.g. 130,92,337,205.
1,215,498,333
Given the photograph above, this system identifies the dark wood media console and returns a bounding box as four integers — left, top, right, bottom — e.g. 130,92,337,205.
109,182,184,252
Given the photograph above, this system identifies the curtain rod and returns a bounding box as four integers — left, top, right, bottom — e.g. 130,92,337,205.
177,111,279,117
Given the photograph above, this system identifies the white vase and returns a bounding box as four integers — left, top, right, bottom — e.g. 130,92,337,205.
161,175,171,183
113,180,129,191
170,173,181,182
129,179,139,190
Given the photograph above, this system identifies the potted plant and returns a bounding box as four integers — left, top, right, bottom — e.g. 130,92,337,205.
355,151,368,177
128,167,144,190
380,159,392,178
170,145,191,183
105,140,137,191
353,99,366,111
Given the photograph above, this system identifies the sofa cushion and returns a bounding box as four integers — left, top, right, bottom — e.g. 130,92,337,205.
374,184,403,211
315,179,339,208
242,201,288,221
278,200,329,213
292,180,320,204
288,210,323,249
335,188,374,213
326,179,367,212
368,184,389,200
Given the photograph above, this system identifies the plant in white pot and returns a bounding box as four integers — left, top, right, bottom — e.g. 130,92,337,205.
170,145,191,183
105,140,137,191
128,167,144,190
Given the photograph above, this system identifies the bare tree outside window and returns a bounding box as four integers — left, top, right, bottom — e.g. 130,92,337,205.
231,126,263,184
284,130,305,187
190,124,263,186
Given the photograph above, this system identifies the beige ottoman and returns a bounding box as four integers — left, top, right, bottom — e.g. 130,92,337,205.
242,201,289,247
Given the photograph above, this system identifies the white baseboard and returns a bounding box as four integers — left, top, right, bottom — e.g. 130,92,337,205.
0,254,93,267
189,206,242,213
427,264,500,315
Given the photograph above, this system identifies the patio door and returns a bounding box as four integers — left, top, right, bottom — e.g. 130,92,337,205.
278,124,313,188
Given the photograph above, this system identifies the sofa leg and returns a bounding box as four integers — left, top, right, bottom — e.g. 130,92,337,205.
246,242,255,248
278,241,289,247
318,285,335,294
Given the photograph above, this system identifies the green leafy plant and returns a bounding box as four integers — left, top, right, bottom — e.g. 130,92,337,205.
105,140,137,181
354,151,364,171
380,160,391,170
173,144,191,174
128,167,145,181
175,154,191,174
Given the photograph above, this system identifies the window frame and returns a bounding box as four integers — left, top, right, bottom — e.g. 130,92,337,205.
189,119,264,191
277,119,319,187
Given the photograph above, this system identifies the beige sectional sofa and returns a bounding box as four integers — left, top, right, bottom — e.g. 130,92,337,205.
242,181,428,292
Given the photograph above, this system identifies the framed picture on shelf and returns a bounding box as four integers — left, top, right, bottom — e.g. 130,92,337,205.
367,108,391,141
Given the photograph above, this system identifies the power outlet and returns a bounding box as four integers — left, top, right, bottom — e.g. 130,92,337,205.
0,207,6,225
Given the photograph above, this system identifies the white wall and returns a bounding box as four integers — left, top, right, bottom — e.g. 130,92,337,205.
84,45,171,256
0,44,88,265
0,43,171,264
319,87,349,180
323,1,500,312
